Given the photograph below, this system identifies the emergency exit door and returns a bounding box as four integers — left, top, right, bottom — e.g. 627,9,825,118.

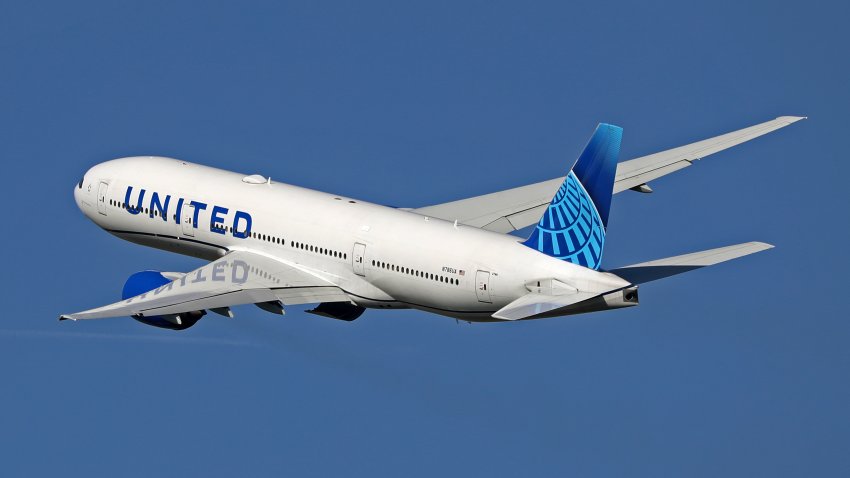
475,270,491,303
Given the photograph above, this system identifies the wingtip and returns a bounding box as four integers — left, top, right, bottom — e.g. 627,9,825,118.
59,315,73,321
777,115,807,123
749,241,775,251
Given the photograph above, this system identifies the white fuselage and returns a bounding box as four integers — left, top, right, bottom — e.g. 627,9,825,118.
73,157,628,321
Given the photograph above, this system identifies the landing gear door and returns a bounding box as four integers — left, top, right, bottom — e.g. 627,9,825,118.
475,270,491,303
352,243,366,276
97,182,109,216
181,204,195,237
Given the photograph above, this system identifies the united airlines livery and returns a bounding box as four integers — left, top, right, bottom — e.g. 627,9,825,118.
61,117,804,329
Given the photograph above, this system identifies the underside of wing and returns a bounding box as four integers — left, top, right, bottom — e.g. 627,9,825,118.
412,116,805,233
60,251,351,321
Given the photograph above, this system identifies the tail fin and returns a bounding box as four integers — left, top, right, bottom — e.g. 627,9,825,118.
522,123,622,270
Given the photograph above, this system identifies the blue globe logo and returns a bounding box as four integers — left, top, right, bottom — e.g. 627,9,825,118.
524,172,605,269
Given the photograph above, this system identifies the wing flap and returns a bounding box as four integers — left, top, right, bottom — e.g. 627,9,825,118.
274,286,353,305
612,161,690,193
413,178,562,233
139,289,281,317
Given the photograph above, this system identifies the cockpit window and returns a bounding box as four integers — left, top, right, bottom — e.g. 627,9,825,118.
78,177,84,189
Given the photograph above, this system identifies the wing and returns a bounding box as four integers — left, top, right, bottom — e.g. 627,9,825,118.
60,250,351,321
411,177,563,233
412,116,805,233
612,116,805,193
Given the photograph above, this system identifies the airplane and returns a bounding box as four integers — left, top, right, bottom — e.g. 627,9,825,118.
61,116,804,329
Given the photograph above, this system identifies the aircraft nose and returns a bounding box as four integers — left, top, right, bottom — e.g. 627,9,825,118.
74,174,90,215
74,183,80,211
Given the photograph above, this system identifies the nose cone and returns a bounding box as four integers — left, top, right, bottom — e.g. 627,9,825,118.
73,181,83,212
74,172,94,218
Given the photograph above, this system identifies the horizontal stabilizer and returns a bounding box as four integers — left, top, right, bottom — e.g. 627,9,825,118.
609,241,774,284
492,291,599,321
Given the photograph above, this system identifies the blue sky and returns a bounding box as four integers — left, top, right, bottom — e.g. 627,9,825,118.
1,1,847,476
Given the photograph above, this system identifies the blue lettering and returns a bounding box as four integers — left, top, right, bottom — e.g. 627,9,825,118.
233,211,252,239
149,192,170,221
189,201,207,228
124,186,145,215
210,206,229,234
174,197,184,224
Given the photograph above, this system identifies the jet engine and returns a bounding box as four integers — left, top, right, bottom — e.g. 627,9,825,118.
122,270,205,330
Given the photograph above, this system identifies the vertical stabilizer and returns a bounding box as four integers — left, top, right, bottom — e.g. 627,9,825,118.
522,124,622,270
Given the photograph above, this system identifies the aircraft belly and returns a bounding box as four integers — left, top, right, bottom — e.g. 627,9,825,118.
109,230,223,261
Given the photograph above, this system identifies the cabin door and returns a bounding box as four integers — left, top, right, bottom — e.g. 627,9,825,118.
97,182,109,216
181,204,195,237
352,243,366,276
475,270,491,303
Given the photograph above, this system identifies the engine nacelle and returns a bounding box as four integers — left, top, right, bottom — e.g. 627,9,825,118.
123,270,205,330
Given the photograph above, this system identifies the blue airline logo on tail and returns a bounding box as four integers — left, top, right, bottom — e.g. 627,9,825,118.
523,171,605,269
522,123,622,270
